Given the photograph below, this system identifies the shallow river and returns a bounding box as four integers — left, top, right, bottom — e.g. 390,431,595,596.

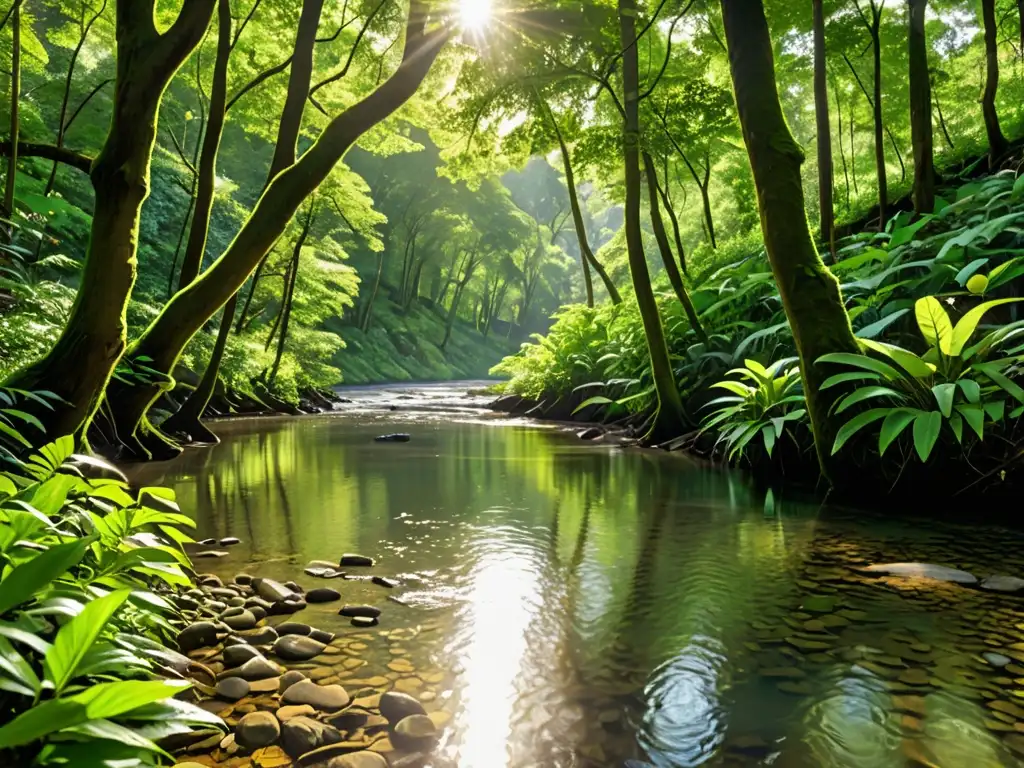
134,383,1024,767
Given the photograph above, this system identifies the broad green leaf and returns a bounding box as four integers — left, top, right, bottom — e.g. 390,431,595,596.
817,352,903,381
912,411,942,462
0,538,91,616
855,309,910,340
975,362,1024,405
832,409,890,455
879,409,917,456
44,590,131,694
956,403,985,439
915,297,953,355
955,258,989,286
761,425,775,457
931,383,956,418
0,679,189,748
860,339,934,379
836,386,905,414
949,412,964,443
949,299,1021,356
0,636,40,697
889,215,932,248
957,379,981,403
820,372,881,389
984,400,1005,422
571,396,613,415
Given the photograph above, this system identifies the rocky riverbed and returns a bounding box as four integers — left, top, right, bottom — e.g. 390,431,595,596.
168,553,452,768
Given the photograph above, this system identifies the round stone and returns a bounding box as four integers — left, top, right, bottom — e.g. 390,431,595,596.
306,588,341,604
276,622,313,637
282,680,351,711
225,656,283,681
277,704,316,722
984,652,1012,667
235,711,280,750
221,537,241,546
177,621,219,653
340,554,375,567
234,573,254,586
981,576,1024,593
280,670,308,692
392,714,439,750
326,752,387,768
339,605,381,618
234,626,279,645
379,691,427,723
350,616,378,628
273,635,327,662
222,610,258,631
280,715,342,758
215,677,250,701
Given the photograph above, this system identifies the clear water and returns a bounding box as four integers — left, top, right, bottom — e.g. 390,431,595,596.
132,384,1024,767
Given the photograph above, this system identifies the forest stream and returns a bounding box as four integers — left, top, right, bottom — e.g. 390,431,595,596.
127,383,1024,768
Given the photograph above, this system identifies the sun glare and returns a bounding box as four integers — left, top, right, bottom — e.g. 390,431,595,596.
460,0,493,32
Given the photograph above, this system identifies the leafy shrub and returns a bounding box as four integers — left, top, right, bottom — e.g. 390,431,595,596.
821,296,1024,462
700,358,808,462
0,433,220,766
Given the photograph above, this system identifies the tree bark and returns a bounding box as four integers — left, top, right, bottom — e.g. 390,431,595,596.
870,9,887,227
619,0,686,443
2,0,215,444
268,203,315,385
933,84,954,150
720,0,859,479
981,0,1007,166
543,98,620,305
812,0,834,250
833,75,851,210
3,2,19,218
907,0,936,214
643,151,707,344
178,0,232,288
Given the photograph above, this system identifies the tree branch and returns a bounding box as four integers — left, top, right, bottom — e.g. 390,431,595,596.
0,140,92,174
308,0,389,116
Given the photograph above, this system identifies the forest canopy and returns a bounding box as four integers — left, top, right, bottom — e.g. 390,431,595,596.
0,0,1022,498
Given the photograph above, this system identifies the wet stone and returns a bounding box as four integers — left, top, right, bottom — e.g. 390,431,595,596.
280,670,308,692
276,704,316,722
372,576,399,589
178,621,220,653
306,567,344,579
759,667,805,679
223,656,283,681
984,652,1012,667
234,626,279,645
273,635,327,662
351,616,379,628
786,637,832,652
340,554,375,567
222,610,258,631
276,622,313,637
379,691,427,723
981,575,1024,593
310,629,335,644
235,711,280,750
221,537,241,546
216,677,250,701
282,680,351,711
860,563,978,585
306,588,342,604
391,714,439,751
339,605,381,619
281,716,342,758
254,578,296,603
195,550,229,558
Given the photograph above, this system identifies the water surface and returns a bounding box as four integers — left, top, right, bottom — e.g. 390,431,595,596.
134,384,1024,767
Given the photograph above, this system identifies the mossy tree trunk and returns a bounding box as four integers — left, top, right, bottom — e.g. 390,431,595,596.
812,0,834,250
104,4,451,458
3,2,19,218
162,0,324,448
2,0,215,445
720,0,860,479
981,0,1007,166
642,151,707,345
619,0,686,444
907,0,936,214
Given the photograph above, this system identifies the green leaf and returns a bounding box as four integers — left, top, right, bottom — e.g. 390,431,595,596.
0,636,40,697
949,298,1021,356
0,679,189,748
955,258,990,286
889,215,932,248
0,538,91,616
820,372,881,389
984,400,1005,422
949,412,964,443
975,362,1024,405
817,352,904,381
835,386,905,414
44,590,130,694
832,409,890,455
571,396,613,415
957,379,981,404
915,297,954,355
761,425,775,458
855,309,910,340
860,339,935,379
931,383,956,418
956,403,985,439
912,411,942,462
879,409,917,456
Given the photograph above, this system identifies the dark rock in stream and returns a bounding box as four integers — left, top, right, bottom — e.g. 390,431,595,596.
234,573,254,585
340,553,375,567
577,427,603,440
220,537,241,546
215,677,250,701
374,433,411,442
281,716,342,758
281,679,351,711
391,714,440,751
350,616,378,628
269,599,307,616
980,575,1024,593
379,691,427,723
220,656,283,681
339,605,381,618
235,711,280,750
276,622,313,637
305,566,344,579
198,538,218,547
372,576,398,589
223,644,263,667
178,621,220,653
273,635,326,661
253,578,296,602
194,550,229,559
306,588,341,604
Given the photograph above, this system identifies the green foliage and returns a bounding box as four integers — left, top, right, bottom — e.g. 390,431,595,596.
0,424,220,765
700,359,808,462
822,296,1024,463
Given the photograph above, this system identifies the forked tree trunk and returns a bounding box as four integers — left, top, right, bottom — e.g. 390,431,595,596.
720,0,859,479
104,1,449,459
3,3,19,218
981,0,1007,166
620,0,686,443
812,0,834,250
907,0,936,214
642,151,707,344
2,1,215,444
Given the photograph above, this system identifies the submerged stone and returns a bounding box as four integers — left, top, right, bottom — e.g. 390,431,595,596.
981,575,1024,593
236,711,280,750
340,554,375,567
339,605,381,618
374,434,411,443
860,563,978,585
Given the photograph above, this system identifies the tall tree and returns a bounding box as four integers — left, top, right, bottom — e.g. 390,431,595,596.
105,0,451,457
812,0,834,250
907,0,935,213
851,0,887,228
619,0,686,442
720,0,859,477
980,0,1007,165
3,0,20,218
1,0,216,443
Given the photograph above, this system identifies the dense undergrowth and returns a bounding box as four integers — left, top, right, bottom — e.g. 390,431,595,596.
493,162,1024,498
0,402,214,767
